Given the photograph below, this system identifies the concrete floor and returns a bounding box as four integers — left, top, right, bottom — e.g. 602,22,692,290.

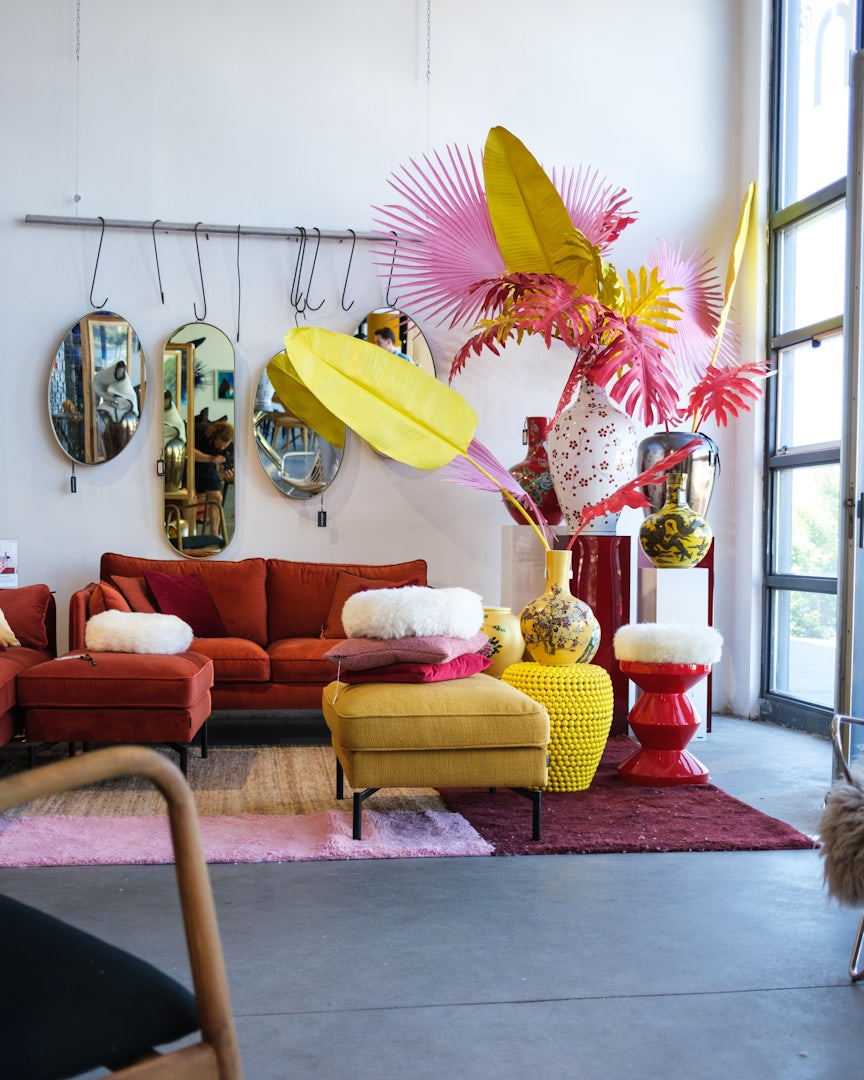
2,715,862,1079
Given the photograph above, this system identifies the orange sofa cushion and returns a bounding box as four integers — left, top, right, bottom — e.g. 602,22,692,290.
266,559,428,641
268,637,342,684
0,585,52,650
189,638,270,683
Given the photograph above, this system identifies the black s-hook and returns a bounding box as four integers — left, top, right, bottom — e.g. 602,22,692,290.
152,219,165,304
193,221,207,321
340,228,356,311
89,216,109,309
300,227,326,314
290,227,307,319
385,231,399,308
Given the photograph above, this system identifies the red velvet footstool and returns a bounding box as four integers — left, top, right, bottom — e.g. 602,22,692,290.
18,651,214,775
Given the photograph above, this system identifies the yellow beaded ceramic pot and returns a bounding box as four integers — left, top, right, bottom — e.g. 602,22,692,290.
480,607,526,678
639,472,712,569
519,549,600,665
502,661,614,790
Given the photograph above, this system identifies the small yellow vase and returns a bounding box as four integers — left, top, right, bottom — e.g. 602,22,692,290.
519,549,601,665
480,607,526,677
639,472,712,569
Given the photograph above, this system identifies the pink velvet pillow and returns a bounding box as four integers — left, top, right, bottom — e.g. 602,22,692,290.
324,631,491,671
321,571,420,639
337,652,491,684
143,570,227,638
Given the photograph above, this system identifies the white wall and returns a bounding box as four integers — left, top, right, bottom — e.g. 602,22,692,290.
0,0,769,716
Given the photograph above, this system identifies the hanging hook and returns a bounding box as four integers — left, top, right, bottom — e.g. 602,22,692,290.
235,224,242,343
290,227,307,318
340,228,356,311
385,231,399,308
193,221,207,321
151,219,165,304
299,227,325,314
89,216,108,309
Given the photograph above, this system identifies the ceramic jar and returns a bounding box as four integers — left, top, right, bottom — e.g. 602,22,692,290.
638,472,713,568
480,607,526,677
519,549,601,665
506,416,563,526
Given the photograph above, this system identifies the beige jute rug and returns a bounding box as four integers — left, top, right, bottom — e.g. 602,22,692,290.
0,744,447,819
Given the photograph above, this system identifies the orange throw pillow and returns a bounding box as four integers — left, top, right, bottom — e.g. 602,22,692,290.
111,575,158,613
88,582,133,617
321,571,419,639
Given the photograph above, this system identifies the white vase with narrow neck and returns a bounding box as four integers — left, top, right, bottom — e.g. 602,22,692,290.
547,380,638,534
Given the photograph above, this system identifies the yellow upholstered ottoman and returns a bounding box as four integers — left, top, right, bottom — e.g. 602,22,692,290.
321,673,550,840
501,662,614,791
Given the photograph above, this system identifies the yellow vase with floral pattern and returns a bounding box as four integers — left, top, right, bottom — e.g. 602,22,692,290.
519,549,600,665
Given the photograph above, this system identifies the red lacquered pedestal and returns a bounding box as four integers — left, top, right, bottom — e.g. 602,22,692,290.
617,660,710,785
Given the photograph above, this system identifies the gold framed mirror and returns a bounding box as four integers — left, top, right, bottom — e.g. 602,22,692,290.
162,322,235,557
49,311,146,464
253,360,346,499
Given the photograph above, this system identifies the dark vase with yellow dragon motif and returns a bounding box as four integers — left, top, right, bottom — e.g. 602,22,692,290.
639,472,712,569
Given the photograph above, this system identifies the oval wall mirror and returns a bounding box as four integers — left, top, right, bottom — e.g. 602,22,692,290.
353,307,435,375
48,311,146,464
162,322,235,557
253,360,346,499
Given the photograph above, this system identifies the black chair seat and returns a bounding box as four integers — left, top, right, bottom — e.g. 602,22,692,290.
0,894,199,1079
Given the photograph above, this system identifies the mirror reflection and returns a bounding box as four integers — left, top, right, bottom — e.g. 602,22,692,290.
253,361,345,499
354,307,435,375
49,311,146,464
162,323,235,557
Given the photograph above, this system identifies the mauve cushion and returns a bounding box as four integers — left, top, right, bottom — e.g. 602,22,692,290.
324,631,491,671
337,652,492,684
144,570,227,638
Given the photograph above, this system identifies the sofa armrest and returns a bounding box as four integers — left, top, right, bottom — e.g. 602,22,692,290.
68,584,96,651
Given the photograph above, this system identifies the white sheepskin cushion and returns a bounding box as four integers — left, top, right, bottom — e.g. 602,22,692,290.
85,610,194,654
613,622,723,665
341,586,484,640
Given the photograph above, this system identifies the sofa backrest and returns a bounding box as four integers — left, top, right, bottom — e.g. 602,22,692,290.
265,558,428,641
100,554,269,646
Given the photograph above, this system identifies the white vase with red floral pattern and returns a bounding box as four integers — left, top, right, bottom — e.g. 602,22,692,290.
547,380,637,534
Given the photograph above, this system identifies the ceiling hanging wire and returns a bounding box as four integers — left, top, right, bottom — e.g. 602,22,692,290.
425,0,432,154
74,0,81,210
235,224,242,343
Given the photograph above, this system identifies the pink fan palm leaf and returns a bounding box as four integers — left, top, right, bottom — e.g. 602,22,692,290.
372,145,505,327
551,165,637,250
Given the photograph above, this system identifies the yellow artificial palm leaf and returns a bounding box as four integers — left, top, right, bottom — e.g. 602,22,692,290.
275,327,478,470
709,181,756,367
266,351,347,449
484,126,589,285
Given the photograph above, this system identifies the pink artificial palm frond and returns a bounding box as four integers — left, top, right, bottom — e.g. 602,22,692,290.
590,316,684,427
437,436,555,547
372,144,505,327
552,165,637,250
566,438,703,545
648,240,727,382
683,361,767,428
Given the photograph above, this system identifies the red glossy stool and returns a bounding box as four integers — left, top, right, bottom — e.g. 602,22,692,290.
617,661,710,785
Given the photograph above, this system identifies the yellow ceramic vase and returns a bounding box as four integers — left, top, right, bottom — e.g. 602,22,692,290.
519,549,601,665
480,607,526,677
639,472,713,569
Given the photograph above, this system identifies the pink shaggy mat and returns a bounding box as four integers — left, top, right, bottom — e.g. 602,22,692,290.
0,810,494,866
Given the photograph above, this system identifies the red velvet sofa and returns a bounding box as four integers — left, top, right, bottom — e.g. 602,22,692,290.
0,585,57,744
69,553,428,711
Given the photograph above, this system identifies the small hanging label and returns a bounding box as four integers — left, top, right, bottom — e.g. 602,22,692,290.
70,463,77,493
317,509,327,527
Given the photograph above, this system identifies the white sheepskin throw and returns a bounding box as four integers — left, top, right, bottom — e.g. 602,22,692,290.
85,610,193,654
341,586,484,640
613,622,723,665
819,771,864,906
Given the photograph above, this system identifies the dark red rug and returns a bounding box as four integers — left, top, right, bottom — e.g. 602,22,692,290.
438,736,818,855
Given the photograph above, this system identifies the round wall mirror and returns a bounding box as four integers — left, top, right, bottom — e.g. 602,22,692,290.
253,360,346,499
354,307,435,375
162,322,235,557
49,311,146,464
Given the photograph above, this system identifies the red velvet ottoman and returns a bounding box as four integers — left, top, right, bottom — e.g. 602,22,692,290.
18,651,214,775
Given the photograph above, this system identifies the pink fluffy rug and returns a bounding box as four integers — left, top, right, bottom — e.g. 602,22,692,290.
0,810,494,866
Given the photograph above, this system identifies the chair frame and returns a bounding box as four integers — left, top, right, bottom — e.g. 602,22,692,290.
0,745,243,1078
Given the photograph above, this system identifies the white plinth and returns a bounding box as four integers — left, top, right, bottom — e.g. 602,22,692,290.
637,566,711,740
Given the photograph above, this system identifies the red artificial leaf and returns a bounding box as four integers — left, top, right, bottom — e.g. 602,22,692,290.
684,361,767,427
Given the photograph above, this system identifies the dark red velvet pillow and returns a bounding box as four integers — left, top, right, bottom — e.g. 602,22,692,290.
143,570,227,638
338,652,491,684
0,584,51,650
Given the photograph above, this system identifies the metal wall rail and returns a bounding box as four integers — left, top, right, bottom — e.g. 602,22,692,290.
23,214,383,243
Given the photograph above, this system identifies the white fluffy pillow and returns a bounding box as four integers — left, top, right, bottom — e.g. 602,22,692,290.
613,622,723,665
85,610,193,654
341,586,484,640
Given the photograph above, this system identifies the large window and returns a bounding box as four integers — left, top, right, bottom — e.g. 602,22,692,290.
764,0,861,733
